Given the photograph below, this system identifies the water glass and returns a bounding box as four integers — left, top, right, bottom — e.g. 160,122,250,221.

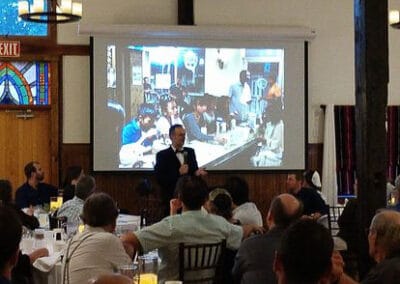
135,254,158,284
33,228,46,249
118,263,137,279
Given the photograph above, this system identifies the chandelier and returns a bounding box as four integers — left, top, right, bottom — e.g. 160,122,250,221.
18,0,82,24
389,10,400,29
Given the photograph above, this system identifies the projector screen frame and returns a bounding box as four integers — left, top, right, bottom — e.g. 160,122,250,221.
85,24,314,173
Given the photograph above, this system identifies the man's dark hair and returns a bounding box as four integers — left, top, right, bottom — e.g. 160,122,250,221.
224,176,249,206
211,193,233,221
0,206,22,271
24,161,38,179
278,219,333,284
175,176,208,210
270,196,303,228
81,192,118,227
169,124,184,137
62,165,82,188
0,180,12,205
75,175,95,201
137,103,157,118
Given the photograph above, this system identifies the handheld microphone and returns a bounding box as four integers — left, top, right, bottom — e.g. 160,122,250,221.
183,151,188,164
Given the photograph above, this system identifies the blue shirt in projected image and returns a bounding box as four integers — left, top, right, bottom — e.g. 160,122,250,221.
0,0,47,36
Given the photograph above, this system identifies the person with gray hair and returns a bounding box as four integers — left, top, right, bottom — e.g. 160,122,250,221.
333,210,400,283
62,192,131,284
232,193,303,283
57,175,96,224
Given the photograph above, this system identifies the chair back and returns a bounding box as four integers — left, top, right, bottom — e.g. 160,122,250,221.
328,206,345,236
179,240,226,284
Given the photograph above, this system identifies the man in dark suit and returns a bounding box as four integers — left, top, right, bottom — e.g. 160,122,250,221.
155,124,206,216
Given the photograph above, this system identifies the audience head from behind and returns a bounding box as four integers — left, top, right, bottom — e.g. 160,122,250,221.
303,170,322,191
62,166,83,188
175,175,208,211
81,192,119,233
0,205,22,280
274,219,333,284
267,193,303,230
75,175,96,201
368,209,400,262
224,176,249,207
0,180,12,205
286,172,303,195
206,187,234,221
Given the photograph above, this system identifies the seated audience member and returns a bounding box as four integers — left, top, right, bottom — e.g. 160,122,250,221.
286,172,328,219
61,166,84,203
0,181,48,284
119,103,158,167
15,161,58,209
62,193,132,284
225,176,263,226
155,97,183,142
205,187,240,225
273,219,335,284
232,193,303,284
204,187,240,284
303,169,328,203
0,206,22,284
121,176,262,283
0,179,39,230
251,103,284,167
333,210,400,284
57,175,95,224
338,179,360,253
183,97,225,144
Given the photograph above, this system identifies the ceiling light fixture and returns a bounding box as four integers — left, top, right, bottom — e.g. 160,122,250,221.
18,0,82,24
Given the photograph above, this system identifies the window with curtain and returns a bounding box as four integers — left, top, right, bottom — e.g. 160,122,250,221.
0,61,51,105
334,105,400,197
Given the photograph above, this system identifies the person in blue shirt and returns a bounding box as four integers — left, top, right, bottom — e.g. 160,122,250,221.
121,103,158,146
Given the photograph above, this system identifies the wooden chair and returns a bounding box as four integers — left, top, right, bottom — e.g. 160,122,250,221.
179,240,226,284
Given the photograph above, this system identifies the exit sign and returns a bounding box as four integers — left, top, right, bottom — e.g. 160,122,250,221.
0,40,20,57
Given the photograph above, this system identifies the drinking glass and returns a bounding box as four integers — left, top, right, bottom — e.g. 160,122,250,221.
118,263,138,279
50,197,58,212
135,254,158,284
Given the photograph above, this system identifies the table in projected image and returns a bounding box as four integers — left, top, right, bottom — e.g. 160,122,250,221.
187,127,257,168
120,126,257,169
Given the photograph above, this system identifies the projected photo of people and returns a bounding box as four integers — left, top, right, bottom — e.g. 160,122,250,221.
100,43,287,170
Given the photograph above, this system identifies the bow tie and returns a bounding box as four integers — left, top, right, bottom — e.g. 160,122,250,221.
175,149,184,154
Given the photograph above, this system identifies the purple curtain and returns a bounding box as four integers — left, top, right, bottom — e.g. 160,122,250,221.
334,105,400,197
387,106,400,182
334,106,356,196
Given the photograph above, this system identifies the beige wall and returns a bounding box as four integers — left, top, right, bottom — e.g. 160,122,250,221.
59,0,400,144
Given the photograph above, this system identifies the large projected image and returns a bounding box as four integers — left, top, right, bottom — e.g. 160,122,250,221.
93,34,306,171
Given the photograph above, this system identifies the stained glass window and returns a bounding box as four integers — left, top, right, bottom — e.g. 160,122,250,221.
0,61,51,105
0,0,48,36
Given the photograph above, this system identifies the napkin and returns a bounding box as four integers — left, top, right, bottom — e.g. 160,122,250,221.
33,251,63,272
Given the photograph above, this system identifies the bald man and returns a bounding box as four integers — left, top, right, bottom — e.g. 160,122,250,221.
232,194,303,283
334,210,400,284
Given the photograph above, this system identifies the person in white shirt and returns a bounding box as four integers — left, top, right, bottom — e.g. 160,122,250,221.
61,193,132,284
225,176,263,226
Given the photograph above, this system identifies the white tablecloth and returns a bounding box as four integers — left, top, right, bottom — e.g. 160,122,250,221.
32,214,140,284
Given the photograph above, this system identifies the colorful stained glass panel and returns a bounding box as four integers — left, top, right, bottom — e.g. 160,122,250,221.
0,61,51,105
